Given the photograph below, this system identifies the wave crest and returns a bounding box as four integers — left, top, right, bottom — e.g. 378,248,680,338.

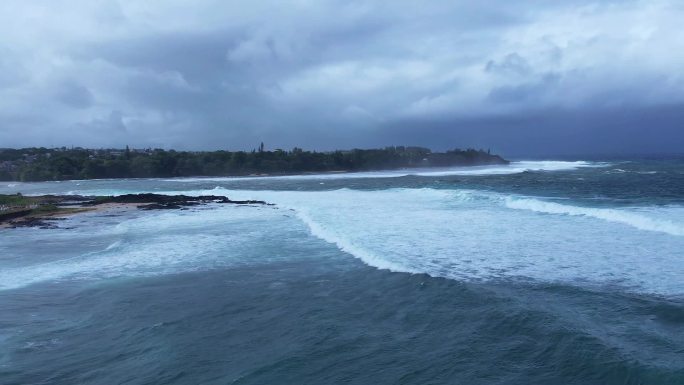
504,198,684,237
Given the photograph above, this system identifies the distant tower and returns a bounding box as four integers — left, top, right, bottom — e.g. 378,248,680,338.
259,142,264,152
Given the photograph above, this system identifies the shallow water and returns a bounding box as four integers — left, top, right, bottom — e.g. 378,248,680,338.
1,159,683,384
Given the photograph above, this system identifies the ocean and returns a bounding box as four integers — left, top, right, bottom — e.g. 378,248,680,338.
0,159,683,384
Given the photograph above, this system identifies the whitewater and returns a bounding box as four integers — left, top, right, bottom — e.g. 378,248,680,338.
2,158,683,385
1,160,682,296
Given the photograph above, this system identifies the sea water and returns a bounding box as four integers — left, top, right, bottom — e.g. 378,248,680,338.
0,159,682,384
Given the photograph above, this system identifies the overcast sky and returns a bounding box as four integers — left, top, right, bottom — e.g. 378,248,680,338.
0,0,682,156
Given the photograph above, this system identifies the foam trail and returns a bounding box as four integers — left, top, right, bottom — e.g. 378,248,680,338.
294,210,413,273
0,205,290,291
505,198,684,236
163,161,605,182
201,186,684,238
3,185,683,296
188,187,684,296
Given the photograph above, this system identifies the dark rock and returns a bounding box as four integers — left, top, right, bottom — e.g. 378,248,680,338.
0,209,33,222
8,217,62,229
90,194,268,209
1,193,272,229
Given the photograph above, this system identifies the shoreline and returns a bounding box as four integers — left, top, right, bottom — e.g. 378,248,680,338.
0,193,269,229
0,202,147,229
0,155,509,183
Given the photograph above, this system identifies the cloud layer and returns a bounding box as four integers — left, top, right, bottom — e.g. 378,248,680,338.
0,0,682,155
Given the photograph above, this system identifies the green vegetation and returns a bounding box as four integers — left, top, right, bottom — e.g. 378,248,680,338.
0,193,36,206
0,193,58,222
0,193,59,213
0,146,507,182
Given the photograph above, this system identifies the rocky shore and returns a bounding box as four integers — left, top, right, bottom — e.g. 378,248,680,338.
0,193,269,229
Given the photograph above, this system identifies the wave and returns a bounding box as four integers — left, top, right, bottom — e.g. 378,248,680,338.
504,198,684,237
194,187,684,296
163,161,605,182
3,185,682,296
0,205,288,291
294,210,412,273
194,186,684,238
604,167,661,175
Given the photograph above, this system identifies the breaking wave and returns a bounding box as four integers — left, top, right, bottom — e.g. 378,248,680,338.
2,184,683,296
163,160,606,182
504,197,684,236
203,187,684,296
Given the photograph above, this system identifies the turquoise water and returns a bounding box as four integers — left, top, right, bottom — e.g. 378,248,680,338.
1,159,683,384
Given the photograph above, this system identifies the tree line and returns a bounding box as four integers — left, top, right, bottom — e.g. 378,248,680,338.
0,146,507,181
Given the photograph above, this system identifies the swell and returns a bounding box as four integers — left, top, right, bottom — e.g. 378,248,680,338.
0,205,288,291
293,210,413,273
438,189,684,237
196,187,684,296
202,186,684,238
502,197,684,237
161,160,606,182
3,185,682,294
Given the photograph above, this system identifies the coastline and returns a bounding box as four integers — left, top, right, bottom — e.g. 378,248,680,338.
0,193,268,229
0,201,148,229
0,147,508,183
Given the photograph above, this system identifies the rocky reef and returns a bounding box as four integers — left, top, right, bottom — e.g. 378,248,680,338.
0,193,269,229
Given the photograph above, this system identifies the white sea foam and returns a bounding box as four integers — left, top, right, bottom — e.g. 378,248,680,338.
2,184,683,296
163,160,604,182
199,187,684,296
504,198,684,236
0,205,288,290
294,210,415,273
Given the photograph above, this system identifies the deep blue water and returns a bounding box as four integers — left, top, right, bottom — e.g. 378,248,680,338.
1,159,683,384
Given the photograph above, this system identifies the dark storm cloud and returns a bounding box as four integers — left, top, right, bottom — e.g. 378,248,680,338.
0,0,682,155
377,104,684,157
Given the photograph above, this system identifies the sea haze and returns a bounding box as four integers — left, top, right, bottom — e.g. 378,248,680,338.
1,159,683,384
